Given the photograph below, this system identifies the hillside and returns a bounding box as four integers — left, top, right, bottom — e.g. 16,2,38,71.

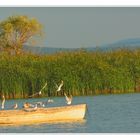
23,38,140,54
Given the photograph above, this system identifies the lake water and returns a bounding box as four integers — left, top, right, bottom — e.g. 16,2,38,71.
0,93,140,133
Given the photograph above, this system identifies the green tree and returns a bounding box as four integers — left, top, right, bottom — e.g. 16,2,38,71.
0,15,43,55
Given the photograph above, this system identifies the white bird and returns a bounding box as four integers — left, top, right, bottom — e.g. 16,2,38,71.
1,95,5,109
23,103,38,112
28,92,41,98
23,102,35,108
29,103,35,108
48,99,54,103
36,102,45,107
33,104,38,110
13,103,18,109
28,82,47,98
56,80,64,92
40,82,48,91
39,91,42,95
64,93,72,105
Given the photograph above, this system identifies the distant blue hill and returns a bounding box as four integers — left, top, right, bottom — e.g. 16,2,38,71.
113,38,140,45
23,45,83,54
23,38,140,54
99,38,140,51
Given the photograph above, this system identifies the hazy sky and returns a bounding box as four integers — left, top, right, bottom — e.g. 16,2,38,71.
0,7,140,48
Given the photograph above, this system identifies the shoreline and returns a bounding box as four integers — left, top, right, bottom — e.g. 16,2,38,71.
2,91,140,100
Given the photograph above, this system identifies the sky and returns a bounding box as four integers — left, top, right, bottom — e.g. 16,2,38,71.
0,7,140,48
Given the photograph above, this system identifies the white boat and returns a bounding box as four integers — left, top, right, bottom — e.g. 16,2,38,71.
0,104,87,125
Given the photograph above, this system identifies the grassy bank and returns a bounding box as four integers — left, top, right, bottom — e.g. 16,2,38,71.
0,48,140,99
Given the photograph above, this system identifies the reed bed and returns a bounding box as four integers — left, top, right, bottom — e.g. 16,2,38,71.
0,48,140,99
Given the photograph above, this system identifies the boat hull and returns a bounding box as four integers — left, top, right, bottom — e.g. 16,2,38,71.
0,104,86,125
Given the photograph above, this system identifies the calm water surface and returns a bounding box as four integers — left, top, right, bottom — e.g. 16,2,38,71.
0,93,140,133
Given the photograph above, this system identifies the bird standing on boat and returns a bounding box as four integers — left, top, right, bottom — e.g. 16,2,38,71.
1,95,5,109
36,102,46,107
56,80,64,92
23,102,30,108
23,103,38,112
34,99,53,108
48,98,54,103
34,104,38,110
13,103,18,109
64,93,72,105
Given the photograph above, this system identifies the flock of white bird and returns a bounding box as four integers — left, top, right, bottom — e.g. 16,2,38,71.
0,80,73,110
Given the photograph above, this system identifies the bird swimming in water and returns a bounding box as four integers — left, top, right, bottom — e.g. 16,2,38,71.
1,95,5,109
56,80,64,92
64,93,72,105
